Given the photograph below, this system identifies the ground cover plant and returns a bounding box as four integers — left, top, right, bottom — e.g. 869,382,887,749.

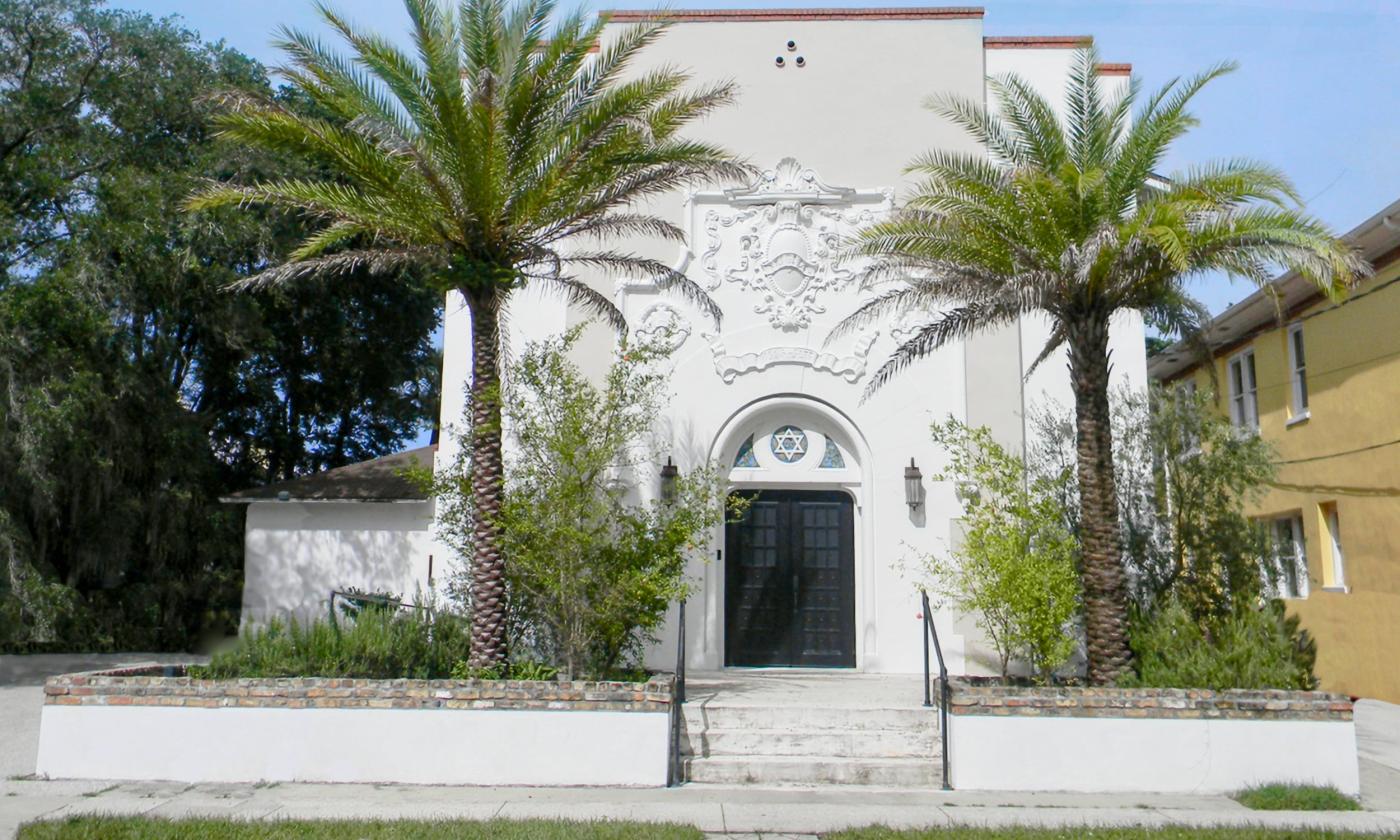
18,817,704,839
20,820,1386,840
1122,598,1318,691
1234,784,1362,812
190,608,473,680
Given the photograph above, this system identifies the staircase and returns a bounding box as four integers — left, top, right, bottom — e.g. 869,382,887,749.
679,672,942,787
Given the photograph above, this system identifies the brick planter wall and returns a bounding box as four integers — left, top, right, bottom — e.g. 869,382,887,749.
946,679,1352,721
37,665,675,786
43,666,673,713
942,678,1359,794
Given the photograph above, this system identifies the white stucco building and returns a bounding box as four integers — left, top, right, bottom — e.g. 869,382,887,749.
228,7,1147,676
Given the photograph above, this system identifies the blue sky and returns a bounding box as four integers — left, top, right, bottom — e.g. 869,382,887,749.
116,0,1400,317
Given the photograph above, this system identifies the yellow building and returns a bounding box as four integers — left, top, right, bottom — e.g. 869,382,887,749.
1149,198,1400,701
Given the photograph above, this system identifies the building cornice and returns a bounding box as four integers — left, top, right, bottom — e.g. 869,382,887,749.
983,35,1091,49
602,7,984,22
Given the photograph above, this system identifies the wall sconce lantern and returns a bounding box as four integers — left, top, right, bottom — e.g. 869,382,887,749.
660,457,680,505
903,457,924,510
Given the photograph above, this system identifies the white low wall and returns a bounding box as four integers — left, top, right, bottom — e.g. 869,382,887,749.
37,705,669,787
949,714,1360,794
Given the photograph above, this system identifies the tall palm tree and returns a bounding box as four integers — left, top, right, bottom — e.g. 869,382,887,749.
189,0,746,667
835,48,1366,684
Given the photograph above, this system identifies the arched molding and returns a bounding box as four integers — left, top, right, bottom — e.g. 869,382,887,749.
699,393,879,670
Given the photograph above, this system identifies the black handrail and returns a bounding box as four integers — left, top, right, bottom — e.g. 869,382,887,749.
328,589,427,625
667,598,687,787
920,589,952,791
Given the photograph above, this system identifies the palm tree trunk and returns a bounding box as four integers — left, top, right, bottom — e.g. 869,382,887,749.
1066,313,1133,684
466,289,508,668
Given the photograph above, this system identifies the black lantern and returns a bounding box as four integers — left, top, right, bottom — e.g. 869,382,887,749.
904,457,924,510
660,457,680,504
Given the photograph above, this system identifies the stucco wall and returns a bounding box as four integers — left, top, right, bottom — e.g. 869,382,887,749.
241,501,436,626
947,681,1359,793
949,714,1359,794
38,668,672,786
38,706,668,786
1175,256,1400,702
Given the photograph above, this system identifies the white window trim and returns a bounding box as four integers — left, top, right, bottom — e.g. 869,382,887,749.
1324,506,1347,592
1271,514,1309,600
1286,323,1310,425
1227,349,1259,432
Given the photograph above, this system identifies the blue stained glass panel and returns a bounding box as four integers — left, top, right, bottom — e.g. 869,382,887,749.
734,435,759,468
819,438,845,469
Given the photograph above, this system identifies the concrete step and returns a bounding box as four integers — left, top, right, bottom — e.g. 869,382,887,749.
681,704,937,732
683,754,942,787
683,727,938,759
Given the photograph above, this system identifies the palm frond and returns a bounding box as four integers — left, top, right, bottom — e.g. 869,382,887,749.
230,248,435,291
533,276,628,335
863,301,1022,399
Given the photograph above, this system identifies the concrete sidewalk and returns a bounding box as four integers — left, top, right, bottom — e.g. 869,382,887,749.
5,779,1400,839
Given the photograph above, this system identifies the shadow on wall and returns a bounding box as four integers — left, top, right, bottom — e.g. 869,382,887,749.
241,501,436,627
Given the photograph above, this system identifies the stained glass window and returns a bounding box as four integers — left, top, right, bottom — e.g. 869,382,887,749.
770,425,808,463
733,435,759,468
819,437,845,469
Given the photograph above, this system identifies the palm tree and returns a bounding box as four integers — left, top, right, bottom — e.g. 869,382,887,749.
835,48,1366,684
189,0,746,668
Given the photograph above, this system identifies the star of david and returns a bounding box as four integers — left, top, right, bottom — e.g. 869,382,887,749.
770,426,809,463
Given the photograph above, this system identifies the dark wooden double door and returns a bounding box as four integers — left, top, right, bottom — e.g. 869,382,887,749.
725,490,856,667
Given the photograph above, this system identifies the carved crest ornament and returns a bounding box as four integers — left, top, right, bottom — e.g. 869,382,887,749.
634,303,691,352
700,158,892,332
621,158,894,383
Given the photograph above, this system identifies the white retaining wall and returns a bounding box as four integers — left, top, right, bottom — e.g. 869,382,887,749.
948,714,1360,794
37,705,669,787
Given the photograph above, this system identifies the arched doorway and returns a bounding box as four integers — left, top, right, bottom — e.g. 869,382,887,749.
710,399,870,669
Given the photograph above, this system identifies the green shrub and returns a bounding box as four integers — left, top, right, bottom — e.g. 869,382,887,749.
427,331,736,680
1234,783,1360,811
191,608,470,680
449,659,559,681
1030,386,1278,621
1121,598,1318,690
923,420,1081,681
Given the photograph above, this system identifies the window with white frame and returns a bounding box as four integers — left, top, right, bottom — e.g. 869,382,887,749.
1288,323,1309,420
1228,350,1259,431
1270,515,1309,599
1323,503,1346,590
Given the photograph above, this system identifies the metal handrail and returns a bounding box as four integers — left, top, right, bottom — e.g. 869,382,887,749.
667,598,687,787
920,589,952,791
328,589,427,625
